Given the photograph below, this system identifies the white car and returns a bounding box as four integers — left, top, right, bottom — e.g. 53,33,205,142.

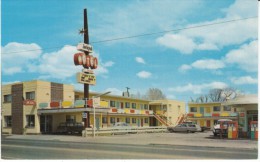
213,119,232,136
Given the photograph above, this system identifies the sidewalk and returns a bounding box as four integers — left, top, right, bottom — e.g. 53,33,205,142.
4,132,258,150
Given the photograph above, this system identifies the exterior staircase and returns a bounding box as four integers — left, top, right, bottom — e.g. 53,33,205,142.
175,113,188,126
153,113,173,126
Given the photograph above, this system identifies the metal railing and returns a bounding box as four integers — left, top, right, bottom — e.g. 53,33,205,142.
82,126,167,136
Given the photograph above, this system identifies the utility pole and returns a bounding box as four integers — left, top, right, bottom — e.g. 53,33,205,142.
83,8,90,128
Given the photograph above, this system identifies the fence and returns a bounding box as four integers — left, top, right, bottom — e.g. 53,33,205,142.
82,126,167,136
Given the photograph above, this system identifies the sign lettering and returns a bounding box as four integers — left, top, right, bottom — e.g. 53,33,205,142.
77,72,96,85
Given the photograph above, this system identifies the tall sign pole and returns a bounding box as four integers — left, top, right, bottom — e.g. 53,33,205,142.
83,8,90,128
74,8,98,129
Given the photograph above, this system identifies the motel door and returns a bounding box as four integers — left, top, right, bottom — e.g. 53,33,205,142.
40,115,53,133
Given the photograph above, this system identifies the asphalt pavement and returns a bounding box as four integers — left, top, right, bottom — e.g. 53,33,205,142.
3,131,258,149
1,134,258,159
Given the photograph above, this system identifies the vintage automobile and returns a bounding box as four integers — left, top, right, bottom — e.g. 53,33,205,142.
167,123,202,133
56,122,84,135
213,119,232,136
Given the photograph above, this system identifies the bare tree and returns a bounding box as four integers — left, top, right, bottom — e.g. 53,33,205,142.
144,88,166,100
191,87,240,103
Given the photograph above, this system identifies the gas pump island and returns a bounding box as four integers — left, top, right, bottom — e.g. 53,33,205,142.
73,9,98,129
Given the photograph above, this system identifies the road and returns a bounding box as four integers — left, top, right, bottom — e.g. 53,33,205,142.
1,136,257,159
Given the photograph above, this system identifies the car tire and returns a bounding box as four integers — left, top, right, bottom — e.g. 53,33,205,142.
213,133,217,136
187,130,191,133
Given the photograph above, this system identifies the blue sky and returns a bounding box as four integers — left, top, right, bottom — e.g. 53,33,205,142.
1,0,258,103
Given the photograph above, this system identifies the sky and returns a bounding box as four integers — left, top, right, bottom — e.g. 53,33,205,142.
1,0,258,103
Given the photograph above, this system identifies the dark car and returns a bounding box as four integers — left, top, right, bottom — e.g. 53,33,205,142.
56,122,84,135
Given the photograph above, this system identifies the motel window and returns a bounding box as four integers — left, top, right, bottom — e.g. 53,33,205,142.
120,102,124,109
110,101,116,107
132,118,136,123
102,117,107,124
4,116,12,127
213,106,221,112
144,104,148,110
66,115,76,123
3,94,12,103
115,101,120,109
223,106,231,111
190,107,197,112
125,117,130,123
26,91,35,100
144,118,149,123
110,117,115,124
26,115,35,128
125,102,130,108
132,103,136,109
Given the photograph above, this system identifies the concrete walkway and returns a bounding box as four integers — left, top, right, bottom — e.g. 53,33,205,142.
5,131,258,150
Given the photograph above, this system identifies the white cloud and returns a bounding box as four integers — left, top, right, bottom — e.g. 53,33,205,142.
156,34,197,54
169,81,228,94
191,59,225,70
224,40,258,72
136,71,152,79
230,76,258,85
2,42,114,79
135,57,146,64
2,42,42,75
156,0,257,54
104,88,122,96
179,59,225,72
178,64,192,73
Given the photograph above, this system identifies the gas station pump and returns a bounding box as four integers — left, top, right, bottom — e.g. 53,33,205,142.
227,121,238,139
250,121,258,140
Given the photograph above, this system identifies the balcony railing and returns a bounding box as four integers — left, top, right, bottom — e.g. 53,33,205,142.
187,112,238,118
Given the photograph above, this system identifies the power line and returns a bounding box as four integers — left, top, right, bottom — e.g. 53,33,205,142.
2,16,257,54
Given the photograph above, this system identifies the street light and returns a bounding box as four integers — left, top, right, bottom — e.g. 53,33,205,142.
93,91,111,138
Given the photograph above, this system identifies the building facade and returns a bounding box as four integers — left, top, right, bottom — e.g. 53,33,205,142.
149,100,186,126
187,95,258,136
2,80,185,135
187,102,238,129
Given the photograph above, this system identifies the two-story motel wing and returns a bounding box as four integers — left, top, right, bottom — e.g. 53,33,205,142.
2,80,185,135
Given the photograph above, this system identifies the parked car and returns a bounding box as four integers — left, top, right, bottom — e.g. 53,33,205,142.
167,123,201,133
113,122,130,128
213,119,232,136
182,121,210,132
56,122,84,135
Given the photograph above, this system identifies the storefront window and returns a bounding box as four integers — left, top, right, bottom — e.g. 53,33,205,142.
26,115,35,127
66,115,76,123
4,116,12,127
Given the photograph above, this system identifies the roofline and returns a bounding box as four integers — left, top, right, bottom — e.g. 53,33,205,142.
75,90,151,102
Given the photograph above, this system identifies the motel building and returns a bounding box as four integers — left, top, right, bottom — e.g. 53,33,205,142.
187,94,258,137
1,80,185,135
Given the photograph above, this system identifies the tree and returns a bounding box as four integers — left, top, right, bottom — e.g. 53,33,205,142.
144,88,166,100
190,87,241,103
